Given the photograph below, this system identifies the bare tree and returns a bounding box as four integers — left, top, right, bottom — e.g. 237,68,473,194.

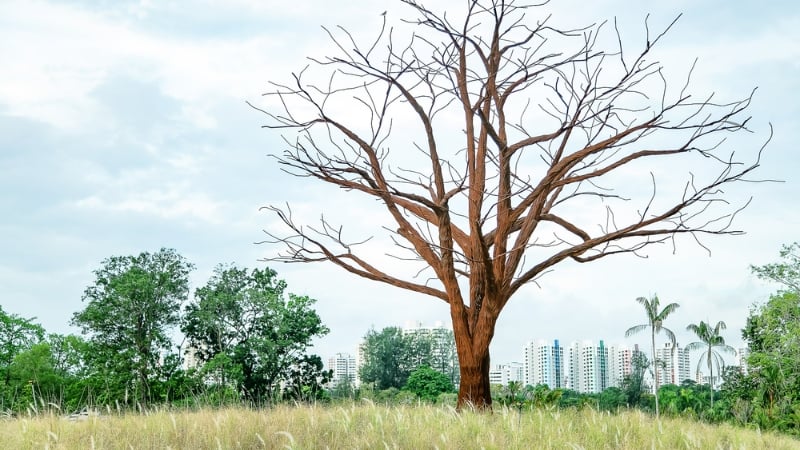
251,0,768,409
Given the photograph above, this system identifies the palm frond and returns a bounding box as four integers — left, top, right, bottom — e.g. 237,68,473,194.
625,324,649,338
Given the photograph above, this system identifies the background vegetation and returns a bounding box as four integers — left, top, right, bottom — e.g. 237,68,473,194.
0,242,798,441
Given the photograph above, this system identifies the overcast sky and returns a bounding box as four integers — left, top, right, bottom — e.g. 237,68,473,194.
1,0,797,368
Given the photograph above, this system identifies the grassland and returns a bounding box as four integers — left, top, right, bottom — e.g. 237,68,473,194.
1,402,797,449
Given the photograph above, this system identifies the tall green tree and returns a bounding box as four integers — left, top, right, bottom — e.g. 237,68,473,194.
732,243,800,432
620,350,650,408
182,265,329,401
0,306,44,390
686,320,735,409
71,248,194,405
359,327,412,390
625,295,680,418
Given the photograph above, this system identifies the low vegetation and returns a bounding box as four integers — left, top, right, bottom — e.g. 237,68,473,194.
1,403,797,449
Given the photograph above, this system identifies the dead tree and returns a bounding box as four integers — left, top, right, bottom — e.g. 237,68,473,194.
251,0,767,409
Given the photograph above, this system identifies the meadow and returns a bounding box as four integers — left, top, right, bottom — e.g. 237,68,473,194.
1,402,797,449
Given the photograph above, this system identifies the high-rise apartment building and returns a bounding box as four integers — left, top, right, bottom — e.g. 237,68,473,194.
607,344,643,387
523,339,565,388
489,362,524,386
327,352,358,387
565,340,612,394
654,342,691,386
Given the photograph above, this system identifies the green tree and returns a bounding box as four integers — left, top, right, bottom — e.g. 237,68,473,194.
686,320,735,409
625,295,680,418
71,248,194,405
282,355,332,402
620,350,650,408
404,365,454,402
359,327,411,390
721,243,800,433
527,384,563,409
598,386,627,412
0,306,44,387
742,290,800,427
329,374,357,400
182,265,328,402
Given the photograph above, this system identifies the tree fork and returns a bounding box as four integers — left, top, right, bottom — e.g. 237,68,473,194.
255,0,768,411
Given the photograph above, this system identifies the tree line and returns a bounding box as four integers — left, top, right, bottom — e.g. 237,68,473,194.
2,243,798,437
0,248,330,413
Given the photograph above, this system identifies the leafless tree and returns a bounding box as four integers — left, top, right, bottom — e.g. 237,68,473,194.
251,0,768,409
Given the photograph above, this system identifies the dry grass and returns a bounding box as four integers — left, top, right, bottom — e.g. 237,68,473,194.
1,402,797,449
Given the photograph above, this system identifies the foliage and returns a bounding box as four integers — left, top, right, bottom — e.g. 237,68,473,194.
71,248,194,405
0,307,94,413
619,350,650,408
657,381,711,418
182,264,329,402
282,354,332,402
712,242,800,435
0,305,44,387
328,375,357,400
404,365,454,402
597,387,627,411
359,326,458,390
625,294,680,418
358,327,411,390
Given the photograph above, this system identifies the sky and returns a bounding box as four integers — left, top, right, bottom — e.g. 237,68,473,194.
1,0,798,370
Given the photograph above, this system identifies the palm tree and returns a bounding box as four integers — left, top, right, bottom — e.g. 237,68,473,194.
625,295,680,419
685,320,735,409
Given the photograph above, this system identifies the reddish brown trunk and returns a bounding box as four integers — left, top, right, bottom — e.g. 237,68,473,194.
452,306,496,410
456,346,492,410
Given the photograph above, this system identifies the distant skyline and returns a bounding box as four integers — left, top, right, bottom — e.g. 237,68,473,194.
327,320,743,375
1,0,798,366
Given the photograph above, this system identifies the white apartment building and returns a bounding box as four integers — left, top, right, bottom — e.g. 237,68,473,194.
565,340,611,394
327,352,358,387
611,344,648,386
608,344,632,388
523,339,565,388
736,347,750,375
489,362,524,386
654,342,691,387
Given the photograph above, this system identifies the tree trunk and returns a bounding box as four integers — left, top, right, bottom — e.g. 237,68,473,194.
451,307,496,410
456,343,492,410
652,331,660,418
709,361,714,409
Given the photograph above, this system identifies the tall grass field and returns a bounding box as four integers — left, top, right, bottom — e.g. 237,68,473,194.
1,402,797,449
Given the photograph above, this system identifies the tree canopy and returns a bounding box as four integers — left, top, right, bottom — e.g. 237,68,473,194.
182,265,330,401
71,248,194,405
